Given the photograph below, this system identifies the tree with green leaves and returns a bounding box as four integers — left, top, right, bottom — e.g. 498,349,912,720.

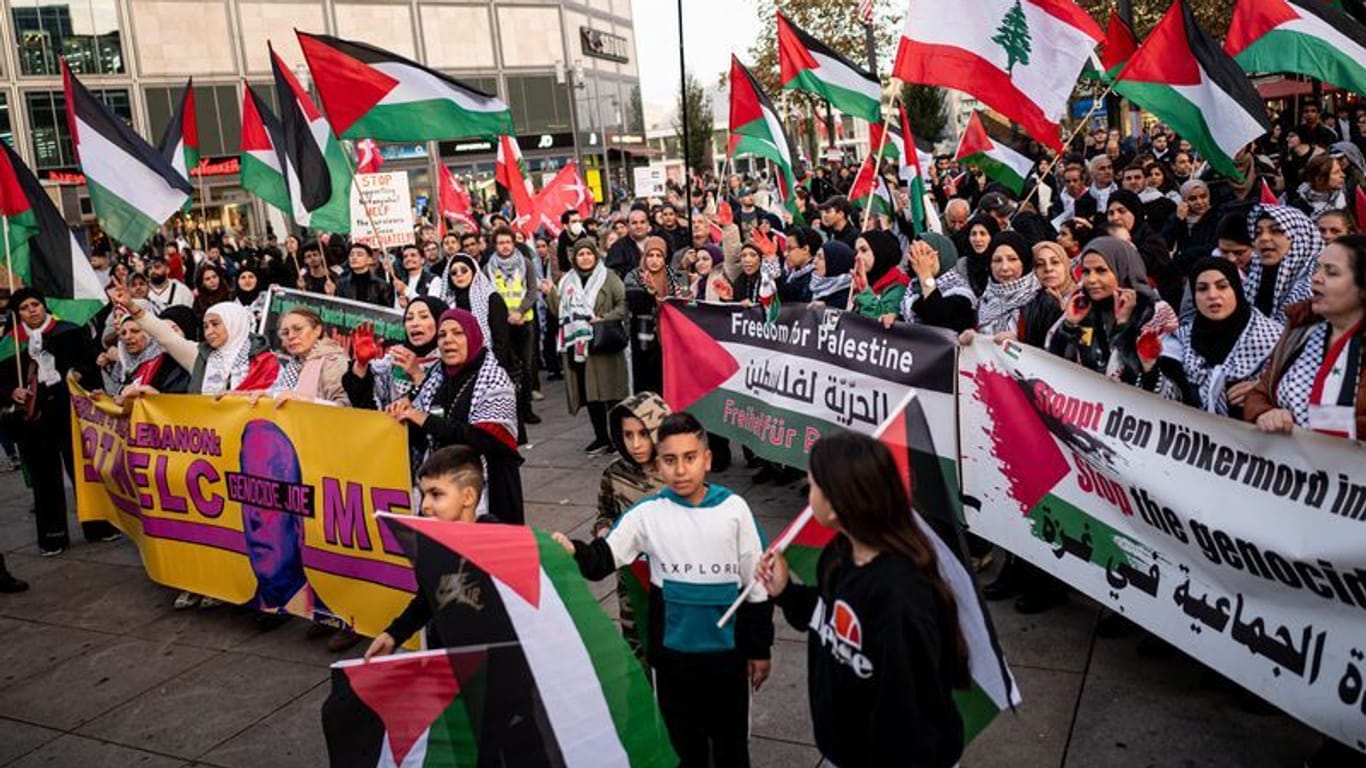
900,83,948,143
992,0,1032,74
675,70,714,173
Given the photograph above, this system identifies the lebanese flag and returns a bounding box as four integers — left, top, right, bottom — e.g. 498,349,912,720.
437,163,477,238
354,138,383,174
270,43,352,233
239,84,292,215
155,78,200,181
1085,11,1139,82
893,0,1102,151
297,31,513,141
495,135,538,236
63,62,190,249
1224,0,1366,98
763,394,1020,743
0,142,106,360
778,12,882,122
357,515,677,767
534,161,594,237
955,111,1035,194
1115,1,1270,181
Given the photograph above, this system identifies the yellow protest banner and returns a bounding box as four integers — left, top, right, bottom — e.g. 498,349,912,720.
69,380,416,639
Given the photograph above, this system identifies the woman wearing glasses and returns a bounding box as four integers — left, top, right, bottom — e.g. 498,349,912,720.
269,307,350,406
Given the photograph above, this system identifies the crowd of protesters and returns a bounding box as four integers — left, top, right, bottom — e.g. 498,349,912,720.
0,96,1364,767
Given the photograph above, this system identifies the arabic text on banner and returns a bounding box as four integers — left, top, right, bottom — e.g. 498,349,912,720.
959,338,1366,754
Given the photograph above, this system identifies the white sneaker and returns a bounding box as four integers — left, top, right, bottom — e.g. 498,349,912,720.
531,390,544,401
173,591,200,610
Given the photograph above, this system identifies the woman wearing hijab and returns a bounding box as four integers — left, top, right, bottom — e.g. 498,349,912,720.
972,231,1043,338
344,296,449,411
107,305,191,398
726,242,769,306
193,264,232,319
1016,242,1074,348
1047,237,1182,398
1163,180,1220,276
951,215,1000,296
1106,189,1180,308
391,308,524,523
1246,205,1322,325
687,245,731,302
1175,258,1282,418
809,241,855,309
851,229,910,318
624,236,687,395
234,266,268,320
899,232,977,332
429,252,518,393
542,238,629,454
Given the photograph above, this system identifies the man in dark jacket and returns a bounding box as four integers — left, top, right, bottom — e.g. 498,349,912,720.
333,243,395,307
605,207,653,278
818,196,859,247
2,288,121,555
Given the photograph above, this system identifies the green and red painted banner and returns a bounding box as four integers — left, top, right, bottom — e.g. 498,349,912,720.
960,338,1366,755
659,300,958,473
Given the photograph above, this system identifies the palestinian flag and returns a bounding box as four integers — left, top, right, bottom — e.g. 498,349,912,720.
728,56,800,218
297,31,513,141
1084,11,1139,82
239,84,292,215
769,393,1020,742
1260,178,1280,206
367,515,676,767
658,300,958,472
495,135,540,235
62,62,190,248
900,107,930,233
893,0,1103,151
955,111,1035,194
0,143,106,359
155,78,200,181
270,43,352,233
1224,0,1366,98
777,12,882,122
1114,1,1270,181
848,154,893,220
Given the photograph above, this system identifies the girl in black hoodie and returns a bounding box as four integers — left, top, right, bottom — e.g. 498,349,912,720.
757,432,969,768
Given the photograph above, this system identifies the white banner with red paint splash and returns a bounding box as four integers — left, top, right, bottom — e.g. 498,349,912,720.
959,337,1366,752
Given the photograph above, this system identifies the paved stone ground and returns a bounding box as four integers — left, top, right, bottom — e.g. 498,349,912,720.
0,384,1324,767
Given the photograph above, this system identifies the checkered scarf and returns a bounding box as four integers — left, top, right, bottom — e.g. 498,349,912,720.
411,349,518,442
976,273,1042,336
1275,322,1329,428
1245,205,1321,324
1179,310,1282,415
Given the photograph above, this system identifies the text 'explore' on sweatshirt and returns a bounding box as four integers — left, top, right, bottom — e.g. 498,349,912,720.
574,484,774,665
775,543,964,768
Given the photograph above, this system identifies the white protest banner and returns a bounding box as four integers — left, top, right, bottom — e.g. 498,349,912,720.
959,338,1366,754
632,165,665,199
349,171,414,250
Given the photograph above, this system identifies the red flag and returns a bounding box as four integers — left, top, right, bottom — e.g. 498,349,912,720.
1098,11,1139,74
1259,178,1279,206
355,138,383,174
437,163,476,238
1356,187,1366,234
533,161,594,237
494,135,538,236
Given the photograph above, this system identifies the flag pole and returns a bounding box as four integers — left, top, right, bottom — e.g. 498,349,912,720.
1012,84,1114,222
2,217,23,382
335,139,388,274
860,87,900,231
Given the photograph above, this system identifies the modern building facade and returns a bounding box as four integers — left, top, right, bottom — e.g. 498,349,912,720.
0,0,643,239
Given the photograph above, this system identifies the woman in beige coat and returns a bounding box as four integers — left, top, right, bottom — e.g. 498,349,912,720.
268,307,351,406
541,238,628,453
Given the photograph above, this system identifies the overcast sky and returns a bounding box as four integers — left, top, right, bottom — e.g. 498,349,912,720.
630,0,762,125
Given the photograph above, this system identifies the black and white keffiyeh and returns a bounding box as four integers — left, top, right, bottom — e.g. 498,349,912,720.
1179,310,1282,415
901,268,976,324
976,273,1042,336
410,350,518,441
1275,322,1329,428
1245,205,1321,324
